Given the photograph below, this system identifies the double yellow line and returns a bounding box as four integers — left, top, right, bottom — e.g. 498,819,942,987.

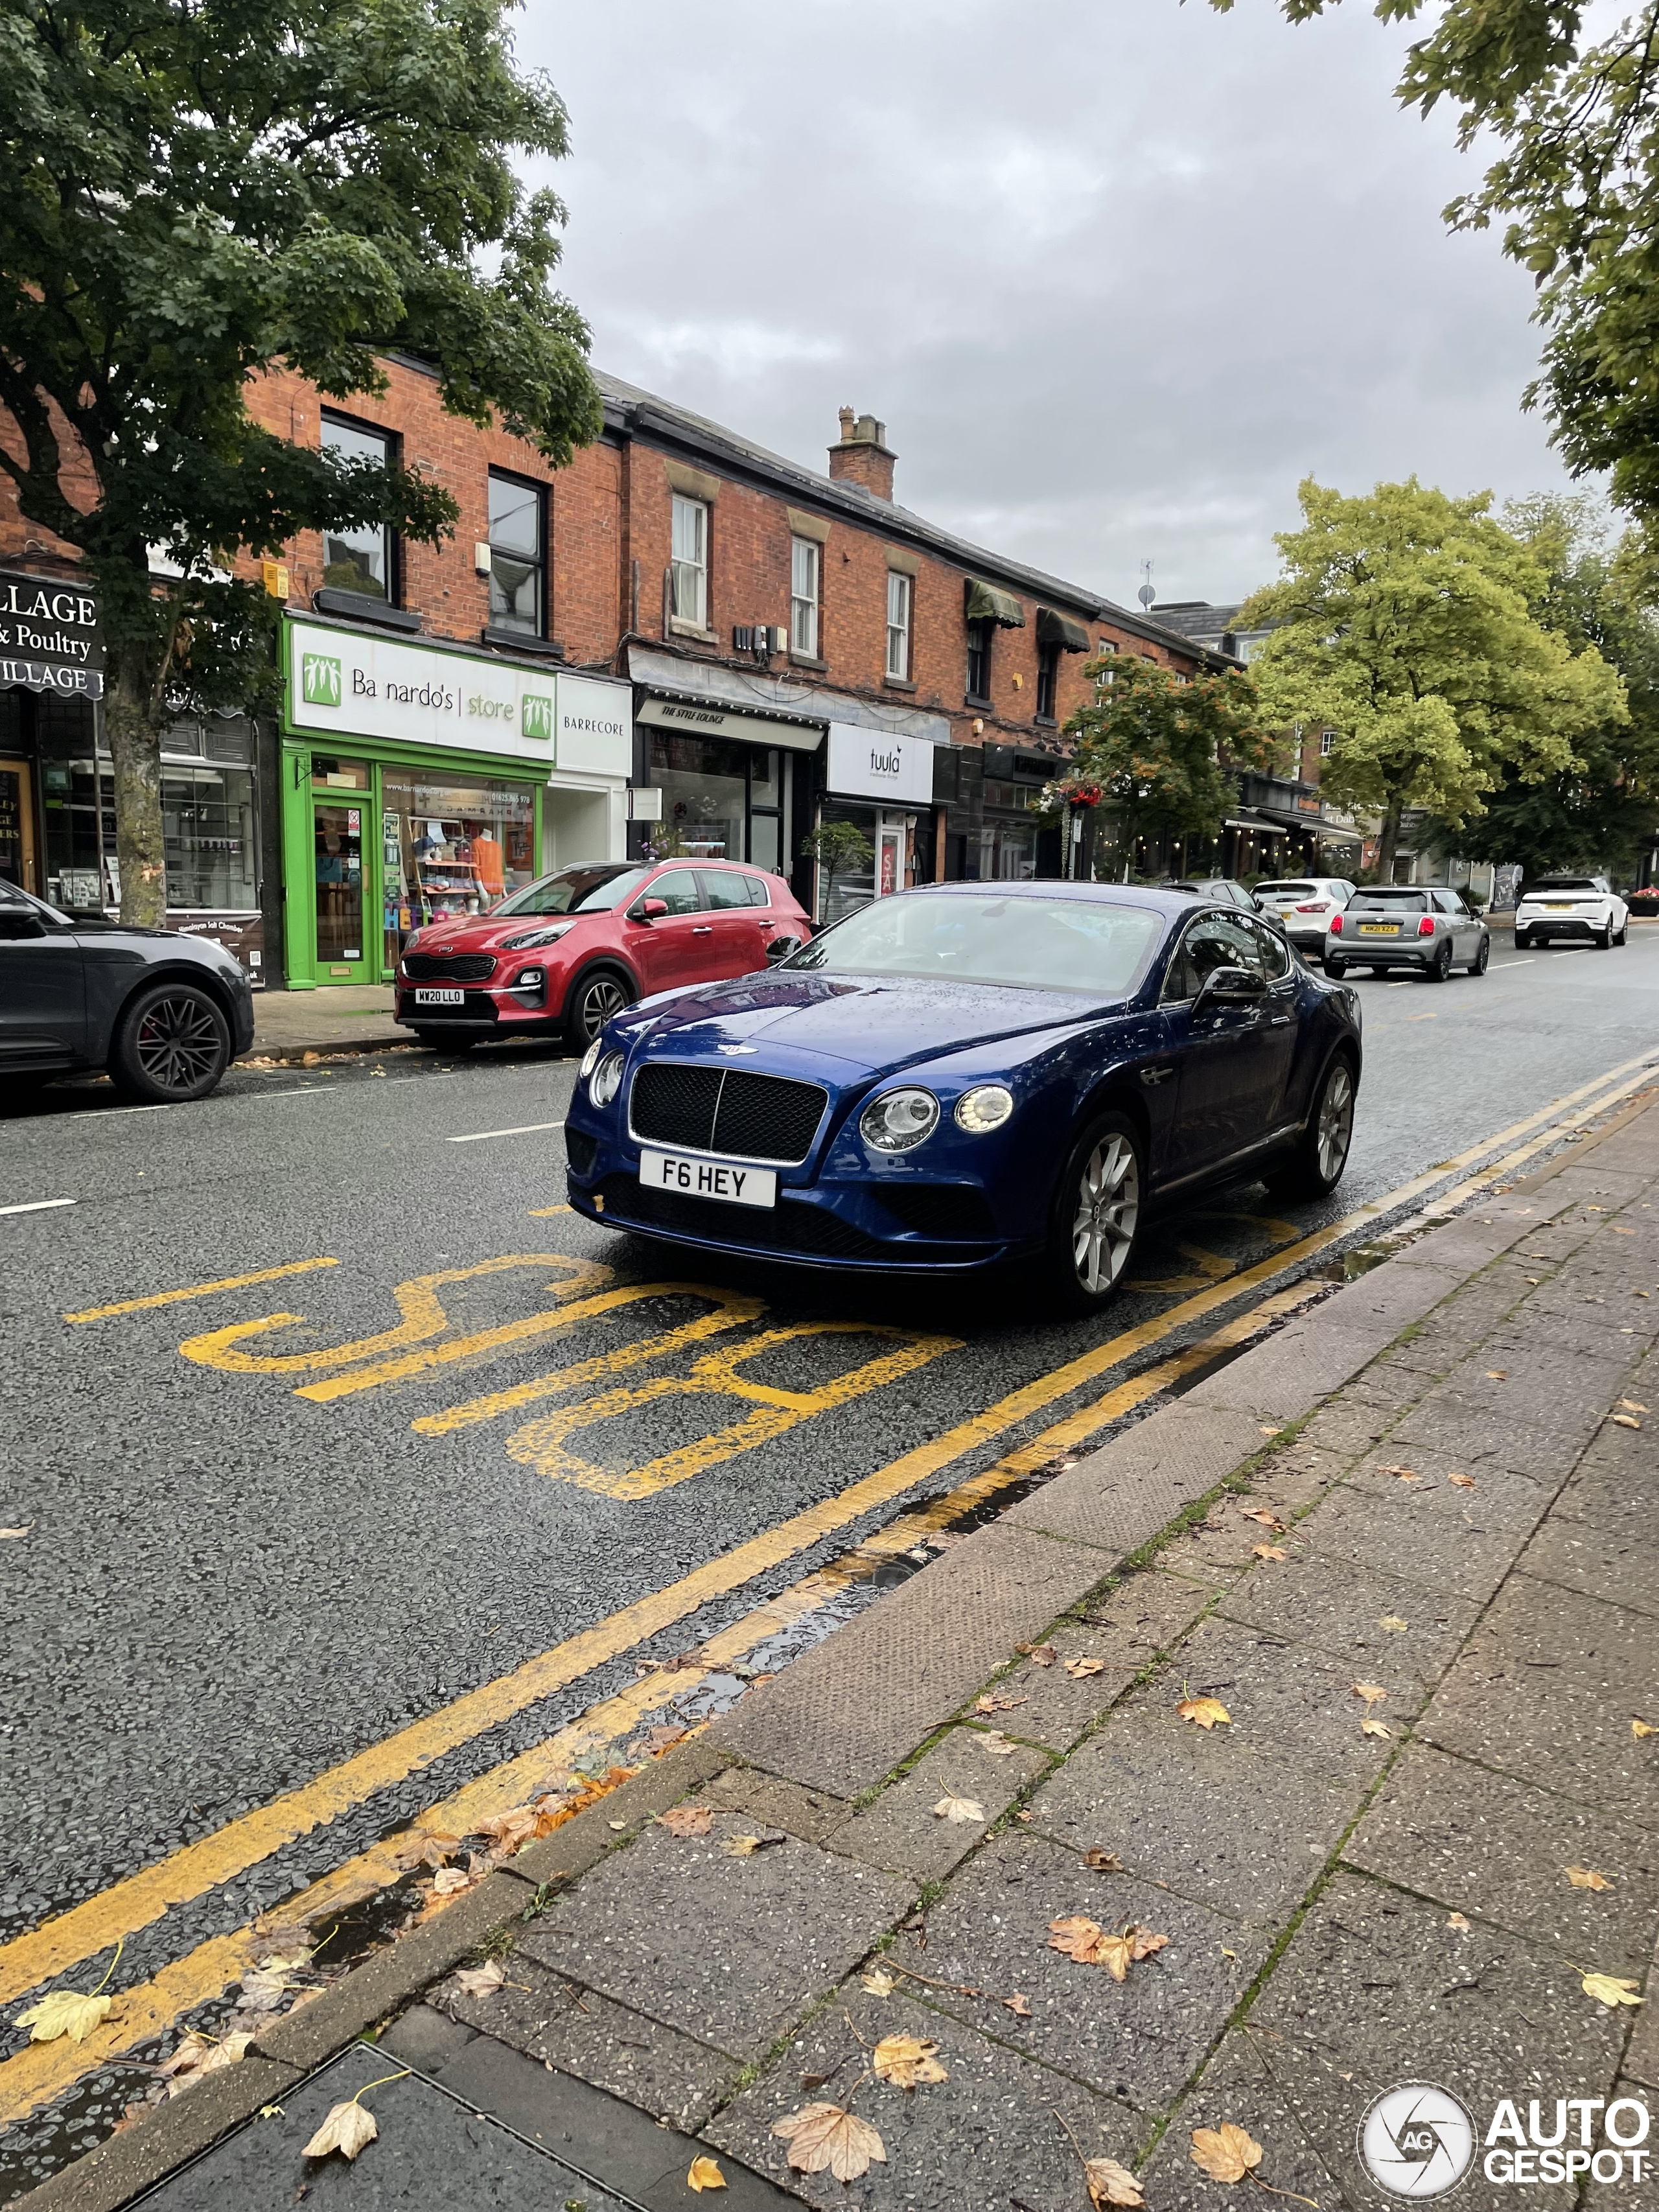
5,1046,1653,2125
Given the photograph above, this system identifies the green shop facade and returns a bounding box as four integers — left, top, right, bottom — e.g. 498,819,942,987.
279,612,631,988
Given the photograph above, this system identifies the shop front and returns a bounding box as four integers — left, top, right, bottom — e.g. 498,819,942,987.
280,615,630,988
1,565,104,903
817,722,939,924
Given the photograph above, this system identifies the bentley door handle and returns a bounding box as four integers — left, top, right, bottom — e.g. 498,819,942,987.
1139,1065,1175,1086
1270,1015,1292,1026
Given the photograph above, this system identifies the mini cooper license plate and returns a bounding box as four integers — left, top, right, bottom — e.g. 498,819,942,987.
640,1148,778,1209
1357,922,1397,935
414,988,466,1006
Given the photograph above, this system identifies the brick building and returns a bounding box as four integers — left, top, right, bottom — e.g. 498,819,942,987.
2,355,1224,988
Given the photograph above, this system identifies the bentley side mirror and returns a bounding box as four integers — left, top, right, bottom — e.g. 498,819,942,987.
1193,964,1266,1012
627,897,669,923
0,911,47,941
764,936,795,964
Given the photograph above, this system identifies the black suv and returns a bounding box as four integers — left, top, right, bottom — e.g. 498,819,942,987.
0,881,255,1102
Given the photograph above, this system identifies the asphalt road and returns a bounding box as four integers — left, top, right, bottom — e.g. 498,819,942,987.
2,931,1658,2160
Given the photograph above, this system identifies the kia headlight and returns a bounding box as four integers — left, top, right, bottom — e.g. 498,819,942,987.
955,1084,1014,1134
588,1051,625,1109
500,922,574,951
860,1087,939,1152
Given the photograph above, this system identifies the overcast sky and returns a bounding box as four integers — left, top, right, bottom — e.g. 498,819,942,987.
522,0,1577,612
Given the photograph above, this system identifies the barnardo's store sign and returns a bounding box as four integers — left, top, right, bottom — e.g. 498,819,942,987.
284,618,629,776
0,567,103,699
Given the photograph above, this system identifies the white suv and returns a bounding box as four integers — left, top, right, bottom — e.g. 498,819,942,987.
1253,878,1355,958
1515,875,1629,950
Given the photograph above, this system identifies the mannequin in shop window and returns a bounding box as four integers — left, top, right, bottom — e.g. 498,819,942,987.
472,829,505,900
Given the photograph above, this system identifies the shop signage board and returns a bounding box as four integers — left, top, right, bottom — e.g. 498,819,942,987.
826,721,936,806
0,566,103,698
554,672,632,778
287,618,579,769
638,696,824,753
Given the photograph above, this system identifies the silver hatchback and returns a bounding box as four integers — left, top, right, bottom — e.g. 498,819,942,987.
1324,887,1490,980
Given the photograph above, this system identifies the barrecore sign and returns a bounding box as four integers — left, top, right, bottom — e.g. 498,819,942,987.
285,619,629,778
0,568,103,699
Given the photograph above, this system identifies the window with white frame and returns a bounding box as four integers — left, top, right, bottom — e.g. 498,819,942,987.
671,495,708,628
1320,729,1335,756
1094,640,1117,687
885,570,912,679
790,537,820,658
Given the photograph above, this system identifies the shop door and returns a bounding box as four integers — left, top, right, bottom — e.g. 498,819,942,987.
0,759,39,894
876,822,904,898
313,800,367,981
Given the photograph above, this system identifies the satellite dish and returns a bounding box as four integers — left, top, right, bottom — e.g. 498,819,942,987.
1137,583,1156,610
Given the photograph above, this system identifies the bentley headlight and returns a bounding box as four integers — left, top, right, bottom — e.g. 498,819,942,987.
589,1051,625,1109
860,1087,939,1153
955,1084,1014,1134
577,1036,604,1081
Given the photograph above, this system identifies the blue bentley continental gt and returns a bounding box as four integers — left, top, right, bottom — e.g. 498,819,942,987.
563,883,1362,1310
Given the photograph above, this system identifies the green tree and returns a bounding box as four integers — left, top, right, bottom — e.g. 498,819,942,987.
0,0,601,924
800,817,873,914
1210,0,1659,557
1061,655,1274,874
1237,478,1625,881
1417,494,1659,878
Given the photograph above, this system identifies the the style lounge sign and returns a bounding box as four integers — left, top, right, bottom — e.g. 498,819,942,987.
0,567,103,699
826,721,936,808
285,618,629,777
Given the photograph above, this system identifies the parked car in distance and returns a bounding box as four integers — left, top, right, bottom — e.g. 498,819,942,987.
1156,876,1262,913
0,878,254,1102
1253,877,1355,957
1325,886,1489,980
564,882,1362,1310
394,859,813,1051
1514,875,1629,950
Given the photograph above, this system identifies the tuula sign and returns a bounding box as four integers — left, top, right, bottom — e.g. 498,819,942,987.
0,567,103,699
826,721,936,806
284,618,629,776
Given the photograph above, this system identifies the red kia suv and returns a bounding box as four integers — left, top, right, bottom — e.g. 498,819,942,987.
394,859,812,1051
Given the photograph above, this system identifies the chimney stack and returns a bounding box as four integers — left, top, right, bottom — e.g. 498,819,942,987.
828,408,896,501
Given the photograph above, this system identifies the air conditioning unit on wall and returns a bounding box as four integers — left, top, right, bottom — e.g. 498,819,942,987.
732,624,787,657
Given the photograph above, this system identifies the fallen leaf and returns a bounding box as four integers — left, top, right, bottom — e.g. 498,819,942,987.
860,1967,896,1997
161,2031,253,2095
1190,2121,1264,2184
1238,1506,1286,1530
687,2154,727,2192
453,1962,506,1998
1447,1912,1472,1931
872,2032,948,2090
236,1968,296,2011
607,1819,627,1830
1083,1849,1123,1872
657,1805,713,1838
1634,1719,1656,1739
0,1526,29,1539
643,1725,688,1756
1001,1991,1032,2016
979,1730,1018,1755
430,1866,470,1896
1620,1401,1650,1414
1176,1695,1231,1730
771,2103,887,2181
1253,1543,1288,1561
1486,1369,1509,1380
721,1830,786,1857
1065,1655,1107,1679
1085,2153,1146,2206
1448,1473,1476,1490
1048,1917,1167,1979
1611,1224,1636,1235
1361,1717,1392,1739
975,1693,1025,1714
389,1832,459,1872
1378,1615,1410,1633
14,1990,112,2045
1352,1682,1388,1704
1259,1424,1283,1437
1377,1463,1418,1481
1017,1643,1057,1668
1581,1971,1643,2010
932,1791,986,1824
303,2099,379,2161
1611,1414,1643,1430
1566,1867,1614,1892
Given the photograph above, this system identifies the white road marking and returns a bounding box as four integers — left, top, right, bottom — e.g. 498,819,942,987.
447,1119,567,1144
0,1198,77,1217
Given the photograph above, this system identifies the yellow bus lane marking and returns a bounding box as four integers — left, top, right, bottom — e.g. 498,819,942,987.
177,1254,610,1375
410,1288,767,1433
5,1049,1654,2092
505,1325,963,1498
296,1278,742,1404
62,1258,341,1323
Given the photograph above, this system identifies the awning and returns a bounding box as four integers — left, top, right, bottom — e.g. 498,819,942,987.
1224,815,1290,838
638,696,823,753
964,577,1026,629
1036,607,1090,653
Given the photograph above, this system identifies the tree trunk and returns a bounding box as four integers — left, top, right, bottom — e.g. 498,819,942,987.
1375,792,1406,885
104,644,168,927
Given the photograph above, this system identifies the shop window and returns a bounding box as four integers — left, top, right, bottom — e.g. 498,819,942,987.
885,570,912,679
381,770,537,969
1036,640,1060,719
163,762,258,909
977,822,1038,881
647,730,785,868
966,618,992,704
790,537,820,658
321,415,395,601
31,695,110,907
671,495,708,628
489,471,545,635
